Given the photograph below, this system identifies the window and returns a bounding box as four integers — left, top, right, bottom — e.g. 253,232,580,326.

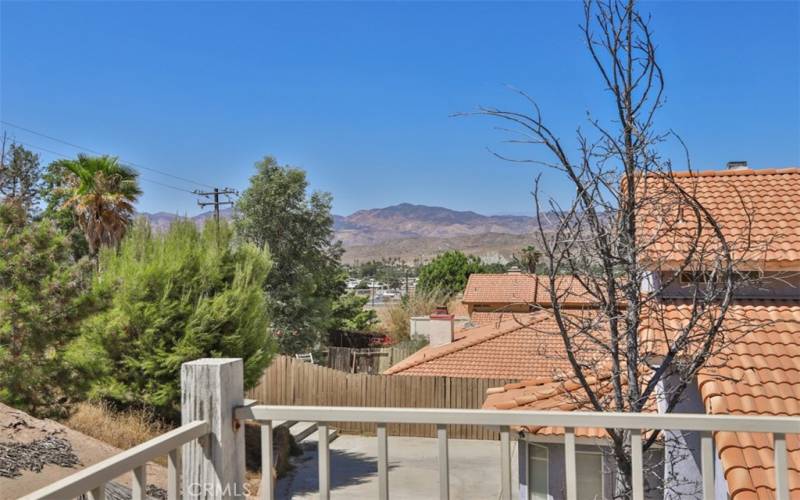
576,451,604,500
528,443,549,500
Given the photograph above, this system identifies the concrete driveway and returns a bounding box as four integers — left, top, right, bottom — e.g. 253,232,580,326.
276,433,518,499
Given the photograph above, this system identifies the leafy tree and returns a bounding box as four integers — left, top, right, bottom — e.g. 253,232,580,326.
512,245,542,273
0,202,96,417
54,154,141,256
416,250,487,298
68,219,274,421
346,259,417,285
328,293,378,332
482,262,508,274
41,161,90,259
235,156,345,354
0,139,42,216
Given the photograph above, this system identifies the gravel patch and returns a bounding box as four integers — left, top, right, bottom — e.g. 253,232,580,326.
0,434,81,478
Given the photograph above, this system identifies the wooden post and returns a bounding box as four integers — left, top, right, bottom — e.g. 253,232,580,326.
181,358,246,499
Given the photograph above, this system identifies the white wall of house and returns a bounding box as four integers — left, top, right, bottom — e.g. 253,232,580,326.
658,375,730,500
409,316,470,344
714,449,730,500
517,437,663,500
657,376,730,499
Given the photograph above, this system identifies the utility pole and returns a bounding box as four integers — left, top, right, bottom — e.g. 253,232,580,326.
194,188,238,226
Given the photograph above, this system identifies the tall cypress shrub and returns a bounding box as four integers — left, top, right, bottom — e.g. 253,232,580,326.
0,203,96,417
68,219,274,420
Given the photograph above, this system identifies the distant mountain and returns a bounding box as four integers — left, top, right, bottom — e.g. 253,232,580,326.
137,208,234,232
139,203,547,263
333,203,543,247
340,232,536,264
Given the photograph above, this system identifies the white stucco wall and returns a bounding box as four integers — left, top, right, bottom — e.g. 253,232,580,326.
518,437,664,500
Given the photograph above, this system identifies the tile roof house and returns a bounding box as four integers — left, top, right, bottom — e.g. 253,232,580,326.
385,310,604,379
483,301,800,499
696,303,800,499
484,373,660,439
462,273,596,315
390,167,800,500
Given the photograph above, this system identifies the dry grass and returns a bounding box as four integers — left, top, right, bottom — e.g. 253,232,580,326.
65,401,171,453
383,288,449,341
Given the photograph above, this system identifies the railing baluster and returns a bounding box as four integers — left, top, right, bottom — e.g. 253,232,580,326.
630,429,644,500
131,465,146,500
88,484,105,500
261,421,274,500
564,427,577,500
700,431,714,500
377,423,389,500
774,432,789,500
500,426,511,500
437,424,449,500
168,448,181,500
318,422,330,500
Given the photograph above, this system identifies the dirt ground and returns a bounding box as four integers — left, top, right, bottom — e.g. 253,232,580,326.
0,403,167,499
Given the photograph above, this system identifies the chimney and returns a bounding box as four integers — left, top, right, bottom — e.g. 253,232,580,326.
428,306,454,346
726,161,748,170
506,265,522,274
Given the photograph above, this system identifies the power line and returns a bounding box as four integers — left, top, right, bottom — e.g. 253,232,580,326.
9,138,196,195
139,178,197,194
1,120,215,189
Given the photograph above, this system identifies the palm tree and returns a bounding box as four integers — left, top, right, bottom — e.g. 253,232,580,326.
59,154,142,255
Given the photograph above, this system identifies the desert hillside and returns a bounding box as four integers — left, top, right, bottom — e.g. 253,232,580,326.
140,203,546,263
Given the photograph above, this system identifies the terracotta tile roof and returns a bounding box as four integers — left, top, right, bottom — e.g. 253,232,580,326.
480,302,800,498
482,374,658,438
462,273,537,304
384,310,603,379
696,303,800,499
462,273,596,307
639,168,800,268
450,311,538,341
468,311,534,327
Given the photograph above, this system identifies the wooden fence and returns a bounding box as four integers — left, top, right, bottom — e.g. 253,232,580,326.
247,355,516,440
326,345,419,374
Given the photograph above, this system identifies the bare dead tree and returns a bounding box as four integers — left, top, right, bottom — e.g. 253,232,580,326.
463,0,766,497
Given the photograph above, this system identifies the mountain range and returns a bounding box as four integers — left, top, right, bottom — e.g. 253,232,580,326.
139,203,545,263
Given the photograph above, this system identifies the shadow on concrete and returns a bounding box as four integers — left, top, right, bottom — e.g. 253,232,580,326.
276,441,396,499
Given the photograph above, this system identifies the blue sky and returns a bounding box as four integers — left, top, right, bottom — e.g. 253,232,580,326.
2,1,798,216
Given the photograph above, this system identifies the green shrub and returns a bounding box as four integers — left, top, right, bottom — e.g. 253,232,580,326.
0,203,96,417
68,219,274,421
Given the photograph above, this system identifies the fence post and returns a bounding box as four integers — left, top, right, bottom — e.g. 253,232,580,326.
181,358,246,499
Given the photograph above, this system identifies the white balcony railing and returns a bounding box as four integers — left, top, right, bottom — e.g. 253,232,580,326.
21,420,209,500
236,405,798,500
22,359,799,500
